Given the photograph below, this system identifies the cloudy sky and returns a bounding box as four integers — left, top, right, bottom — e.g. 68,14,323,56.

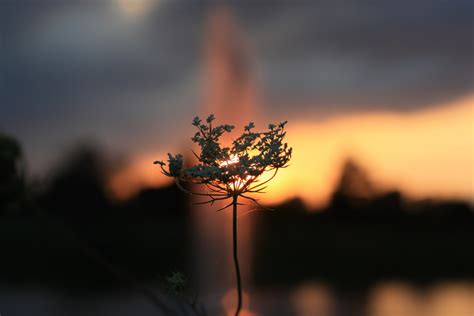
1,0,473,203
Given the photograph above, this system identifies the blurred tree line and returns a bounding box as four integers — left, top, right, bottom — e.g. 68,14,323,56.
0,132,191,289
0,132,472,289
0,133,27,214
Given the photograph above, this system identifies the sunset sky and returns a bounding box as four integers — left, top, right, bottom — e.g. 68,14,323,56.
1,0,473,207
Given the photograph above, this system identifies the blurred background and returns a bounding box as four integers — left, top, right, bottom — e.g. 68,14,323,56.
1,0,473,315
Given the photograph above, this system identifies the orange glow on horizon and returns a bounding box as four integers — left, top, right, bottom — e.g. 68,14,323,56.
263,95,474,207
107,153,171,200
108,95,473,208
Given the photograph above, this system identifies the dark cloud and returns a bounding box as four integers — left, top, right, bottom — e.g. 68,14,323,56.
0,0,472,172
228,0,474,112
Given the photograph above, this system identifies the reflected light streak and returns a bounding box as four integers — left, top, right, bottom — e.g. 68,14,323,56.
221,289,255,316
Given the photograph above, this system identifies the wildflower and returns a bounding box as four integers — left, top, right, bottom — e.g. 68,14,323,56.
154,114,292,316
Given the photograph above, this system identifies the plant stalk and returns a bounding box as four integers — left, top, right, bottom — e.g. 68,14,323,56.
232,195,243,316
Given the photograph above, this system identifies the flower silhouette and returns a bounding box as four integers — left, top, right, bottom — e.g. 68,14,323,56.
154,114,292,316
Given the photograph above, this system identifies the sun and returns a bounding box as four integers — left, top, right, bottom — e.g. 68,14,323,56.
219,154,254,192
219,154,240,167
115,0,156,19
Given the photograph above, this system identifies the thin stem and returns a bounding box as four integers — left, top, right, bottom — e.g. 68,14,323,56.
232,195,243,316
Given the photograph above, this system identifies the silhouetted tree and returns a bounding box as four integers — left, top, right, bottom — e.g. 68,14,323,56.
41,144,110,215
127,185,189,218
329,159,375,213
329,159,407,217
368,190,403,216
0,133,26,214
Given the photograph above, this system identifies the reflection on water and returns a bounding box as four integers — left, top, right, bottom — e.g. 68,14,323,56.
0,287,160,316
368,281,474,316
426,282,474,316
368,282,421,316
291,283,334,316
289,281,473,316
221,289,254,316
0,281,472,316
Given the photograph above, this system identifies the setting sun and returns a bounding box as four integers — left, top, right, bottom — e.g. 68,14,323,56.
219,154,254,192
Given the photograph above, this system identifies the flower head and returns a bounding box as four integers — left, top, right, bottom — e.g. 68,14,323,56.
155,115,292,210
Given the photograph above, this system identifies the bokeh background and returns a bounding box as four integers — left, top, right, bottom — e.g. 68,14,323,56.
1,1,473,315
